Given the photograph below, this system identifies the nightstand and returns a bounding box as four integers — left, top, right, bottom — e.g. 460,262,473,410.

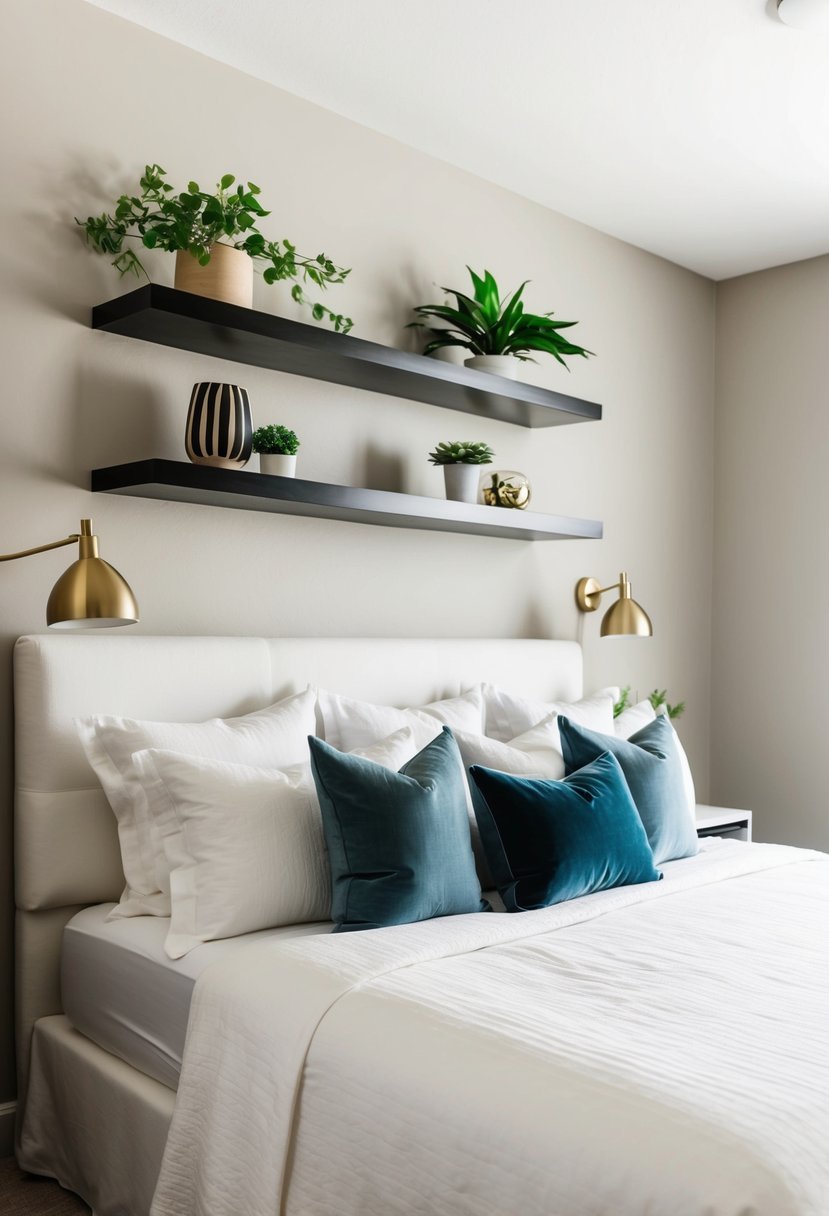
695,805,752,842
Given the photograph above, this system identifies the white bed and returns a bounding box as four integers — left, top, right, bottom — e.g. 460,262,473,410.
13,634,829,1216
61,905,330,1089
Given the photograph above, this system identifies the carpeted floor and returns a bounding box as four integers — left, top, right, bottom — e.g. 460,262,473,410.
0,1158,90,1214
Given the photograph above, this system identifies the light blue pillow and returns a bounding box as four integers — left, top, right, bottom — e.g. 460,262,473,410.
558,714,698,864
308,727,488,932
469,751,661,912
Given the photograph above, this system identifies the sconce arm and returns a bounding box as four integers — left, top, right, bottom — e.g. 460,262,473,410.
0,535,80,563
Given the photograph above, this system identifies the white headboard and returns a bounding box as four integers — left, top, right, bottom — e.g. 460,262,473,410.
13,634,582,1093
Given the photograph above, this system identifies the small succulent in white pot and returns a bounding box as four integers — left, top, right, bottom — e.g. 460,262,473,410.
428,440,494,504
252,424,300,476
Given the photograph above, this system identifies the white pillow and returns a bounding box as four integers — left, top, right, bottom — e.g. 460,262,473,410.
454,717,567,889
318,686,485,752
482,684,619,744
136,727,422,959
455,717,565,781
615,699,696,820
614,698,657,739
78,688,318,918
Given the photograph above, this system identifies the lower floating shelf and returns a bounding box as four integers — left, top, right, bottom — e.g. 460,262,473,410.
91,459,603,542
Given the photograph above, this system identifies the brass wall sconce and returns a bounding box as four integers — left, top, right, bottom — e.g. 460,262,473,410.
1,518,139,629
575,571,652,637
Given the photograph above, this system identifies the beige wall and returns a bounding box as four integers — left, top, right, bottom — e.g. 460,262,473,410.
712,255,829,847
0,0,716,1107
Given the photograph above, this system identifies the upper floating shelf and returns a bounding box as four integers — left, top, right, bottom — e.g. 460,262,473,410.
91,286,602,430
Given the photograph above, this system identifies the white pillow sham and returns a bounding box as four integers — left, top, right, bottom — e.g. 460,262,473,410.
136,726,422,959
614,698,657,739
78,688,318,918
454,716,567,889
318,686,485,752
482,684,619,745
454,717,566,781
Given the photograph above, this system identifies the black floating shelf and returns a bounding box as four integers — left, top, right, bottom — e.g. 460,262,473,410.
92,286,602,430
91,460,603,543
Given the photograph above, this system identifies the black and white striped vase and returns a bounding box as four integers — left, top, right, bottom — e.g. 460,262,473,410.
185,382,253,470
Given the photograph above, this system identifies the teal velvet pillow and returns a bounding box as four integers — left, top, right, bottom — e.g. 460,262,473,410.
308,727,488,932
558,714,698,865
469,751,661,912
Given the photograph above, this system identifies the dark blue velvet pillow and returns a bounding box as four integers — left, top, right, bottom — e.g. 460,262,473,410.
558,714,698,864
309,727,488,932
469,751,661,912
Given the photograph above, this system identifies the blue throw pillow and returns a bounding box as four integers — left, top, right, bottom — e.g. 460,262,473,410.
469,751,661,912
558,714,698,864
309,727,489,932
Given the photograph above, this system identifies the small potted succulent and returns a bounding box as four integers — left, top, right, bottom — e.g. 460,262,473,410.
411,267,592,380
428,441,494,503
252,424,300,477
78,164,352,330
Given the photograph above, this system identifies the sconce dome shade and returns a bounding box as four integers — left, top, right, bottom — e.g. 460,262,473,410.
777,0,829,32
46,556,139,629
600,596,653,638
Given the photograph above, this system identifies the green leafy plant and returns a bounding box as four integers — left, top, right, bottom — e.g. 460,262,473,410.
78,164,352,331
649,689,685,720
427,441,495,466
251,425,300,456
410,267,592,367
613,686,685,720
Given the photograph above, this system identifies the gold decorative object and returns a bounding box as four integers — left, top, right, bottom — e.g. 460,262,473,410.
0,519,139,629
480,470,532,510
575,571,652,637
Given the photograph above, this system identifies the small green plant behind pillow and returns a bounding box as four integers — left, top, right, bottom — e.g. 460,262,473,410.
411,267,592,367
78,165,352,331
427,441,495,466
649,689,685,721
251,425,300,456
613,686,685,721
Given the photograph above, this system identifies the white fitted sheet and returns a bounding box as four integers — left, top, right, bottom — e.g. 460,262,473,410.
61,904,331,1089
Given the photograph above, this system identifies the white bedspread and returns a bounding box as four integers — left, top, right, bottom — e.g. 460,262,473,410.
151,840,829,1216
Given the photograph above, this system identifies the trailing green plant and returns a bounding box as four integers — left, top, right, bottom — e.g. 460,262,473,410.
251,424,300,456
410,267,592,367
613,686,685,720
427,441,495,466
78,164,353,331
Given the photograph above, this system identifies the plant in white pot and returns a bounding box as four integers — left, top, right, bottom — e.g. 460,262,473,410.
252,424,300,476
78,165,352,330
428,441,494,504
411,267,592,379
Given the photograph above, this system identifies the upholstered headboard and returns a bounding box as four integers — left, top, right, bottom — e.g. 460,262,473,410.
13,634,583,1094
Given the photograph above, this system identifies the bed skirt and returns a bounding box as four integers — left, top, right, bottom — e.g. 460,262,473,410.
18,1015,173,1216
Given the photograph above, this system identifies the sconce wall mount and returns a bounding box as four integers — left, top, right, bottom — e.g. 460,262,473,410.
576,571,652,637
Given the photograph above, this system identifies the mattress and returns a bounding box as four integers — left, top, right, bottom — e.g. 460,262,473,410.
61,904,331,1089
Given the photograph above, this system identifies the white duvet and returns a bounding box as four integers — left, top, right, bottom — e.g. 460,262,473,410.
151,840,829,1216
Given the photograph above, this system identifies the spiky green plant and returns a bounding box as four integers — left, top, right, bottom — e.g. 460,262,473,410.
613,686,685,720
427,441,494,466
649,689,685,720
251,424,300,456
78,164,352,331
410,267,592,367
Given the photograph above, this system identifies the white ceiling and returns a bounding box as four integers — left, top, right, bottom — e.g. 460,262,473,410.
84,0,829,280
